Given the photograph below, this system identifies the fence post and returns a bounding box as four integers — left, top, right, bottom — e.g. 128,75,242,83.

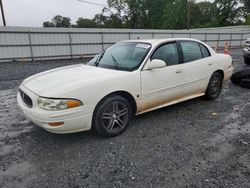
28,31,34,61
152,32,154,38
230,33,233,47
128,32,131,40
68,31,73,59
240,33,244,47
217,33,221,49
101,32,104,51
205,33,207,43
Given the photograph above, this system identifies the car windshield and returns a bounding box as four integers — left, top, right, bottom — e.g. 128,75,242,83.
87,42,151,71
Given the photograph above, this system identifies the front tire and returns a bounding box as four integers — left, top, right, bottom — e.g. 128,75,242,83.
205,72,223,100
93,95,132,137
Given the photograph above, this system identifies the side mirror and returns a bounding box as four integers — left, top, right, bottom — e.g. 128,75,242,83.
144,59,166,70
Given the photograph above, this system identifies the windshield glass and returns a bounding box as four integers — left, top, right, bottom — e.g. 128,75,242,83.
87,42,151,71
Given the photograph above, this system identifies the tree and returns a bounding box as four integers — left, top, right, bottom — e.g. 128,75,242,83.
43,21,55,27
123,0,150,29
144,0,167,29
99,0,126,28
106,0,126,21
161,0,182,29
93,13,110,27
240,0,250,14
43,15,71,28
214,0,244,26
52,15,71,27
43,0,249,29
101,0,164,29
76,18,97,28
162,0,200,29
238,0,250,24
246,14,250,25
193,1,218,28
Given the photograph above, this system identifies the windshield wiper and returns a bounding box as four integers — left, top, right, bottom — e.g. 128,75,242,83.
94,50,105,67
110,54,119,69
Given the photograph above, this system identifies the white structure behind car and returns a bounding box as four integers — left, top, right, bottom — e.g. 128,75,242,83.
17,38,233,137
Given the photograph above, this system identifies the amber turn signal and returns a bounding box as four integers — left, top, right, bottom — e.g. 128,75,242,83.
48,122,64,126
66,100,82,108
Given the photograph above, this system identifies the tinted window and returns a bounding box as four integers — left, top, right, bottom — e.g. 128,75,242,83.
151,43,179,66
180,41,203,63
200,44,210,58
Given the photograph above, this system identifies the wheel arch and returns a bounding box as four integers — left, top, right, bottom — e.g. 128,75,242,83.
213,69,224,80
206,70,224,89
93,90,137,117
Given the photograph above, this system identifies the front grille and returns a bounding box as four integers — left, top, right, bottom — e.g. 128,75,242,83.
19,89,33,108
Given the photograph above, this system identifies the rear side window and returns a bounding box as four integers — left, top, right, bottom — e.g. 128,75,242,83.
199,44,210,58
180,41,203,63
151,43,179,66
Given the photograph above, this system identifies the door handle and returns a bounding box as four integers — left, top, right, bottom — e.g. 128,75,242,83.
175,70,182,74
208,63,213,66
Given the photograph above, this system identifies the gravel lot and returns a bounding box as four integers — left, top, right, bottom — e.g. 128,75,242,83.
0,49,250,188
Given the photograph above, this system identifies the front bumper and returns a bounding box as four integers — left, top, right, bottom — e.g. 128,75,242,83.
17,85,94,134
243,48,250,59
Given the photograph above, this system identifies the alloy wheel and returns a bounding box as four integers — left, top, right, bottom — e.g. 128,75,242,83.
101,101,129,133
210,75,221,95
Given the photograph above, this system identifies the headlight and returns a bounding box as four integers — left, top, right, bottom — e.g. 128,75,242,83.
37,97,82,111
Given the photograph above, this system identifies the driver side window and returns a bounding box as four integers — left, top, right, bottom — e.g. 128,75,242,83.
151,43,179,66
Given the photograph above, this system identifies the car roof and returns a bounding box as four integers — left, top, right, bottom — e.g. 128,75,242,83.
120,38,203,45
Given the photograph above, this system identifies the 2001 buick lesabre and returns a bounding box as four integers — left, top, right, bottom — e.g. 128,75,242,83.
17,38,233,137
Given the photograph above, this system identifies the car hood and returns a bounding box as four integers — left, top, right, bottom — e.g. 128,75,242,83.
22,64,127,97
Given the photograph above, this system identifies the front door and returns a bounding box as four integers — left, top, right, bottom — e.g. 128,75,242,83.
140,42,185,112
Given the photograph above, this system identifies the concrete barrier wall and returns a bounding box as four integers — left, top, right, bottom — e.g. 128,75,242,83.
0,26,249,62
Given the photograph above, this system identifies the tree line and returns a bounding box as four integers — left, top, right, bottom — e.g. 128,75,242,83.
43,0,250,29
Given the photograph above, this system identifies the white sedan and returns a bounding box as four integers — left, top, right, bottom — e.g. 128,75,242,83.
17,38,233,137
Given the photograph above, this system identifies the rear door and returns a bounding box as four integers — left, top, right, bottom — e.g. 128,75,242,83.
140,42,185,112
179,41,214,96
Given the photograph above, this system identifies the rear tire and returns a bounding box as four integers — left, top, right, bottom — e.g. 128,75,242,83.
244,58,250,65
93,95,132,137
205,72,223,100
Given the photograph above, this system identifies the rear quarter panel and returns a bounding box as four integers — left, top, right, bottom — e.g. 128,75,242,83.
215,53,233,82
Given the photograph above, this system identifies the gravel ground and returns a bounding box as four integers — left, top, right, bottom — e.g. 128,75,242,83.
0,50,250,188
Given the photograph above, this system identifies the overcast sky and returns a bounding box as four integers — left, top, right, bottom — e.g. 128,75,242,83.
0,0,213,27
